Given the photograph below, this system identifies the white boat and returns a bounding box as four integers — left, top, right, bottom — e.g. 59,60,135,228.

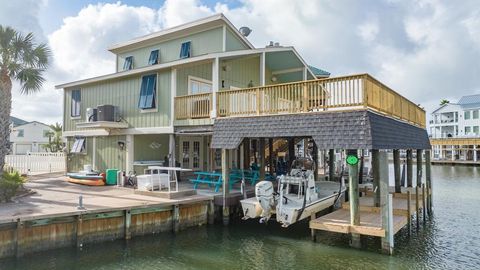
241,157,345,227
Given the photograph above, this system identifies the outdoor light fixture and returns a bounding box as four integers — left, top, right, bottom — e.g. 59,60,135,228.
118,141,125,150
271,76,278,82
346,154,359,165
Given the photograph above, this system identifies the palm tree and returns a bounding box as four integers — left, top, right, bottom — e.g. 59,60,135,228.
440,99,450,106
0,26,50,177
42,123,63,152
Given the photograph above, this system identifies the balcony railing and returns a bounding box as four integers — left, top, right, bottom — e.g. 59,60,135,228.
174,74,426,128
174,92,212,120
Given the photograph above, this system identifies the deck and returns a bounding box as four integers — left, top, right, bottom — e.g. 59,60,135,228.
310,187,425,238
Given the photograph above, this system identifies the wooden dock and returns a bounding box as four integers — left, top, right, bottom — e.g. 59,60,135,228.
310,187,426,238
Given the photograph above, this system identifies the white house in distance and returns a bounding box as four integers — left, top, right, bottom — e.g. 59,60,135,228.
9,118,54,155
430,94,480,163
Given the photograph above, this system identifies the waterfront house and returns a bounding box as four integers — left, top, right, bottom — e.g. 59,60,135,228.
9,118,54,155
56,13,429,176
430,94,480,162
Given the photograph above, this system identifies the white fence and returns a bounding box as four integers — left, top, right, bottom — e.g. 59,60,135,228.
5,152,66,175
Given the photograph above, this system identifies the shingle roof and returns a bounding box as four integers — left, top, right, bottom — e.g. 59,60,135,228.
211,111,430,150
458,94,480,105
308,65,330,77
10,116,28,127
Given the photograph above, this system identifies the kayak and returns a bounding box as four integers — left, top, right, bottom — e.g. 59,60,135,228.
67,172,106,186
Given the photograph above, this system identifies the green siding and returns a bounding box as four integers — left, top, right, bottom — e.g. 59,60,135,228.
95,135,126,172
134,134,169,162
64,70,171,132
225,29,248,51
67,137,92,172
117,27,223,72
176,63,212,96
220,56,260,89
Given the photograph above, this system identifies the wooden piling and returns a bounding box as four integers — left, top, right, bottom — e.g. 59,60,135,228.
76,215,83,248
371,149,380,207
425,150,433,215
222,148,230,226
243,138,250,169
328,149,335,181
407,149,413,187
415,186,420,228
417,149,423,187
173,205,180,233
313,141,319,182
422,184,426,224
207,200,215,225
348,150,361,248
379,151,394,255
310,213,316,242
407,190,411,234
259,138,266,181
393,149,401,193
288,138,296,169
125,209,131,239
15,219,24,258
269,138,274,176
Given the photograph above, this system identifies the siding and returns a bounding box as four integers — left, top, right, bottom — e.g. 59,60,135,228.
95,135,126,172
225,29,248,51
220,56,260,89
67,137,93,172
117,27,223,72
64,70,171,132
134,134,169,161
176,63,212,96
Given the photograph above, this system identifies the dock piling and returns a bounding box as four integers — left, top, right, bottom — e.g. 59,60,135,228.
15,219,24,258
407,190,411,234
422,184,426,224
393,149,401,193
125,210,131,239
415,186,420,229
328,149,335,181
379,151,394,255
76,215,83,248
407,150,413,187
173,205,180,233
417,149,423,187
207,200,215,224
425,150,433,215
348,150,361,248
222,148,230,226
371,149,380,207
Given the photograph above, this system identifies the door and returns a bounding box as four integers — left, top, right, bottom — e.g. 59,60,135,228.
179,137,204,171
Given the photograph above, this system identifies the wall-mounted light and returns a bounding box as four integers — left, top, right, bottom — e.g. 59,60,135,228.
222,65,231,72
118,141,125,150
271,76,278,82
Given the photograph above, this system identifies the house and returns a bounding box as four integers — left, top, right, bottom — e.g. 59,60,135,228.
55,14,429,174
430,94,480,162
9,118,54,155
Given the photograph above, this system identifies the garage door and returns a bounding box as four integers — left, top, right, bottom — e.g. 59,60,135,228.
15,144,32,155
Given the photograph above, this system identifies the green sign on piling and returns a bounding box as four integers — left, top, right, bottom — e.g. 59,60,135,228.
346,154,359,165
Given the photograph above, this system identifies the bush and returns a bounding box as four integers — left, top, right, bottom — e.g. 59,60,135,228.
0,171,25,202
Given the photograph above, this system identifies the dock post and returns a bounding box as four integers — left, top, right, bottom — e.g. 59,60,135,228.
244,138,250,169
371,149,380,207
425,150,433,215
379,151,394,255
173,205,180,233
269,138,274,177
417,149,423,187
310,213,317,242
15,219,24,258
407,190,411,234
222,148,230,226
259,138,266,181
407,149,413,187
125,209,132,239
313,141,319,181
288,138,296,170
422,184,426,224
207,200,215,225
347,150,361,248
76,215,83,248
415,186,420,229
328,149,335,181
393,149,401,193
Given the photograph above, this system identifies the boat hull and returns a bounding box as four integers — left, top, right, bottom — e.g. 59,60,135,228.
276,194,337,227
67,177,105,186
240,197,264,219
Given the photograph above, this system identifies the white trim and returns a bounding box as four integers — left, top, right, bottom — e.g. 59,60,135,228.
229,86,241,90
187,75,213,95
260,52,265,86
171,68,177,126
222,25,226,52
63,127,174,137
211,57,219,118
272,67,304,75
126,134,134,173
140,108,158,113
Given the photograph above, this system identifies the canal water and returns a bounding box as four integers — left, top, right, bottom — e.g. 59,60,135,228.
1,165,480,270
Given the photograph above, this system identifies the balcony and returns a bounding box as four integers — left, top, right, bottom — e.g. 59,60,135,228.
174,74,426,128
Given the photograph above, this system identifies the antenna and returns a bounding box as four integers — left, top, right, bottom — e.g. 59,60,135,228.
239,26,252,37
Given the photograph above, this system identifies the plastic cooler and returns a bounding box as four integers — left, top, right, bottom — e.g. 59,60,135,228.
106,169,119,185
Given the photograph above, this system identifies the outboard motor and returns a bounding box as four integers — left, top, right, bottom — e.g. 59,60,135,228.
256,181,275,223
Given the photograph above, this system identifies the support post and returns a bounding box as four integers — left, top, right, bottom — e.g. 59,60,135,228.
259,138,265,181
173,204,180,233
348,150,361,248
425,150,433,215
422,184,426,224
92,136,97,171
379,151,394,255
244,138,250,169
211,57,219,118
313,141,319,182
15,219,24,258
269,138,274,177
125,209,131,239
169,134,176,167
126,134,134,174
407,190,411,234
417,149,423,187
288,138,296,169
393,149,401,193
207,200,215,225
76,215,83,248
222,148,230,226
310,213,317,242
415,186,420,228
407,149,413,187
328,149,335,181
371,149,380,207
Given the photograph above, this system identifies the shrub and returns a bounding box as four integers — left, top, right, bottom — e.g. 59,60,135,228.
0,171,25,202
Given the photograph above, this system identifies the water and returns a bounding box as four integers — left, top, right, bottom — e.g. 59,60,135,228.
1,165,480,270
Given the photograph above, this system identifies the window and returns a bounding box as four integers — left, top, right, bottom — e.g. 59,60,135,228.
179,41,191,59
71,137,86,154
138,74,157,109
188,76,212,95
474,126,479,135
123,56,133,70
148,50,159,65
465,111,471,120
465,126,471,134
71,89,81,117
17,129,24,137
474,110,479,119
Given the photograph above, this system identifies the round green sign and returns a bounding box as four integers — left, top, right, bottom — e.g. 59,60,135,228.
346,155,359,165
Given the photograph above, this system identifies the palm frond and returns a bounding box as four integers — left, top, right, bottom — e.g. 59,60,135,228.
15,68,46,94
31,43,51,69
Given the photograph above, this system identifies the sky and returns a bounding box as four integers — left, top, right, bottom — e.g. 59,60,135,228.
1,0,479,125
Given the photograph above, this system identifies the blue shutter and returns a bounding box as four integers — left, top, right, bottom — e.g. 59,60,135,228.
138,75,157,109
180,42,191,58
148,50,159,65
123,56,133,70
71,90,81,117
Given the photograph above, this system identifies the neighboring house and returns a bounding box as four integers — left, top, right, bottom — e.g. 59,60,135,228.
430,94,480,162
55,13,427,173
9,120,54,155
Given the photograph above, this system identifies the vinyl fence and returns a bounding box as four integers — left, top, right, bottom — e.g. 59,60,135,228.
5,152,66,175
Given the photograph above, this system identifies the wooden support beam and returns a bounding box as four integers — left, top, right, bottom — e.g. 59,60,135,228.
393,149,401,193
288,138,296,169
415,186,420,229
125,209,131,239
407,150,413,187
417,149,423,187
269,138,274,176
243,138,250,170
379,151,394,255
425,150,433,215
348,149,361,248
328,149,335,181
207,200,215,225
371,149,380,207
259,138,266,181
222,148,230,226
173,205,180,233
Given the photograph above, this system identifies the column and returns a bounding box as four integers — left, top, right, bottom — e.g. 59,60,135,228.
169,134,176,167
211,57,219,118
328,149,335,181
393,149,401,193
259,138,266,181
451,145,455,161
221,148,230,225
425,150,433,215
260,52,266,86
417,149,423,187
125,134,134,174
92,137,97,171
474,145,477,162
372,149,380,206
379,151,394,255
406,149,413,187
348,150,361,248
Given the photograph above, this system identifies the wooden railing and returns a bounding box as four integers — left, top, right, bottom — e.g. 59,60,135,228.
174,93,212,120
174,74,426,128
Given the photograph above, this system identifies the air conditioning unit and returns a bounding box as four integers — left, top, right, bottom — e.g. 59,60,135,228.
86,108,97,122
97,105,121,122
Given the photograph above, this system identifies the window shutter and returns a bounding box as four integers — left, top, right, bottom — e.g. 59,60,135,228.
148,50,159,65
138,75,157,109
123,56,133,70
180,42,191,58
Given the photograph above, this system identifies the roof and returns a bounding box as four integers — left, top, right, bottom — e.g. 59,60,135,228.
10,116,28,127
308,65,330,77
13,121,51,129
211,110,430,150
108,13,254,54
457,94,480,105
